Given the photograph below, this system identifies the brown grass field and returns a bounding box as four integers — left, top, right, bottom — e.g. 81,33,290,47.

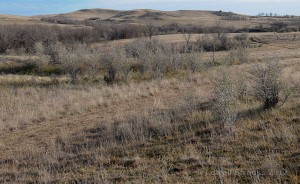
0,9,299,183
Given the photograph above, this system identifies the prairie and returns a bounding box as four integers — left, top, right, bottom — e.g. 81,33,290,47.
0,8,299,183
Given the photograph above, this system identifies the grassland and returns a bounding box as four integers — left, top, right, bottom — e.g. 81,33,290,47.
0,9,300,183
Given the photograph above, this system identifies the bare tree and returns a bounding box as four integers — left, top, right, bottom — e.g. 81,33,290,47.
144,19,158,40
214,19,224,39
292,33,297,41
182,26,193,53
212,19,224,65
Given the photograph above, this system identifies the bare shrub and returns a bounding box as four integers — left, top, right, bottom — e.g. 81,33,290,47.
225,46,249,65
183,52,202,73
213,72,238,127
233,33,248,46
125,38,169,77
143,21,158,40
86,48,102,81
0,26,11,54
57,43,87,84
99,46,134,83
114,48,135,81
182,26,194,53
150,49,169,78
196,34,238,53
124,39,147,58
170,52,183,74
101,48,119,84
43,40,61,65
249,60,288,110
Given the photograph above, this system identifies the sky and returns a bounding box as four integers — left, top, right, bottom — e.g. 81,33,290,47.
0,0,299,16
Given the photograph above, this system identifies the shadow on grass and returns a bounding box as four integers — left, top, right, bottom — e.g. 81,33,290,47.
0,80,62,88
237,106,265,120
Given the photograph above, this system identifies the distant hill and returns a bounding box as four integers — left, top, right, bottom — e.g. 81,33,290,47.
0,8,299,31
38,9,249,27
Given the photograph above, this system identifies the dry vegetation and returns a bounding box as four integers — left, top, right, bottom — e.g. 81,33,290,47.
0,9,300,183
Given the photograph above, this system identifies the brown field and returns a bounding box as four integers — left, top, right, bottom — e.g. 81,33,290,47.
0,9,299,183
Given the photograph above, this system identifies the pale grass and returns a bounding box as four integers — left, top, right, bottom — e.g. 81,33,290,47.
0,78,178,129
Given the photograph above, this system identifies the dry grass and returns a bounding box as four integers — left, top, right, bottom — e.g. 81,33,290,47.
0,78,188,129
0,32,299,183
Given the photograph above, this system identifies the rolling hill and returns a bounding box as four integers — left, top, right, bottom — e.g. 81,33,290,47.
1,8,299,31
0,9,254,28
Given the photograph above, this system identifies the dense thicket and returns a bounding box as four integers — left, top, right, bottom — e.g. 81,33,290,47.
0,25,99,54
1,18,299,54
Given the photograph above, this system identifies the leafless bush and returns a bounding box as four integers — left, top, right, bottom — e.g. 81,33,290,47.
86,48,102,81
248,60,289,109
0,26,11,54
100,46,140,83
183,52,202,73
143,21,158,40
170,52,183,74
150,49,169,78
0,25,101,54
125,38,171,77
100,48,119,84
213,72,238,127
57,43,87,84
182,26,194,53
112,47,135,81
42,41,62,65
225,46,249,65
233,33,248,46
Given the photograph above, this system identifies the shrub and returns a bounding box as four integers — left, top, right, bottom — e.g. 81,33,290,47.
101,48,119,84
213,72,238,127
103,65,117,84
225,46,249,65
0,26,10,54
57,43,87,84
0,61,38,74
249,60,285,109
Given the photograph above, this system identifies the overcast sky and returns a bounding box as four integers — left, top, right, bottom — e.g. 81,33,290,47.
0,0,299,16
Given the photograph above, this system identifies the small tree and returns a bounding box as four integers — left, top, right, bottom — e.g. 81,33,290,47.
212,19,224,65
182,26,193,53
249,60,285,109
214,19,224,39
144,20,158,40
